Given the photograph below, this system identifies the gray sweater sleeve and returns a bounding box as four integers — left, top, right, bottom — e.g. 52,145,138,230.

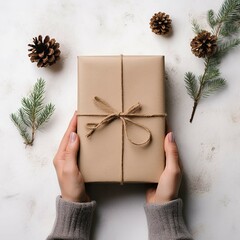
144,199,193,240
47,196,96,240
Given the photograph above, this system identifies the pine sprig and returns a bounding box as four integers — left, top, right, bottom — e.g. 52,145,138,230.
10,78,55,146
186,0,240,123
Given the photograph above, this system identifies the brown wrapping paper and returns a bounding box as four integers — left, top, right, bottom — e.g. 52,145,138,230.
77,55,166,183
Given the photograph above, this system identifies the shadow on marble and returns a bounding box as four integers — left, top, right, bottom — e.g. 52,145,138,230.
86,183,153,240
179,174,191,227
48,59,64,73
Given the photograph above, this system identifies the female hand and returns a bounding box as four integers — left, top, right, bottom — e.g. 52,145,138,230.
146,132,182,204
53,112,89,203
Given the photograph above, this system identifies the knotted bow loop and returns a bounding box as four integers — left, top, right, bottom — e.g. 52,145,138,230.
86,96,151,146
121,117,151,146
94,96,118,113
125,102,142,114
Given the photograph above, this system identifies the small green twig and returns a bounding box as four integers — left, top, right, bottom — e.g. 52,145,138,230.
10,78,55,146
189,58,210,122
189,17,223,122
187,0,240,123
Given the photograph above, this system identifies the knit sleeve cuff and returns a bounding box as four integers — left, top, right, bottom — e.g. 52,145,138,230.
47,196,96,240
144,199,192,240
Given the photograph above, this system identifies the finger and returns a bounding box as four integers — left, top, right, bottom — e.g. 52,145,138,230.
65,132,80,167
57,112,78,154
164,132,181,172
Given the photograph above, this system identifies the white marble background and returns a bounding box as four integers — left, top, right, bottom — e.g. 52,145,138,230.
0,0,240,239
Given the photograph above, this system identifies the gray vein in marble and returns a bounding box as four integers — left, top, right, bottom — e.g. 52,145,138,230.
3,193,20,199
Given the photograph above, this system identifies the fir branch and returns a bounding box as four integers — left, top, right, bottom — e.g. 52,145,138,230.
215,0,240,36
220,21,240,36
202,78,226,97
204,69,220,81
21,78,45,123
31,78,45,115
204,56,222,82
10,78,55,146
10,113,31,145
36,103,55,128
192,19,202,34
184,72,199,100
208,10,217,29
18,109,31,127
216,0,239,24
185,0,240,123
215,39,240,58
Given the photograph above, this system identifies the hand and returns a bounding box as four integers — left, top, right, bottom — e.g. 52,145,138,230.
53,112,90,203
146,132,182,204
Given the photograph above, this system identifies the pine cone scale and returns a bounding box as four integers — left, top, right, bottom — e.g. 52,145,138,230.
53,43,60,49
38,52,45,58
48,55,55,63
48,48,54,55
42,56,48,63
55,51,60,57
44,36,50,43
31,57,38,63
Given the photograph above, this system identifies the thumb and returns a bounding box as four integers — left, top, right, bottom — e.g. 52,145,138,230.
164,132,181,172
155,132,182,203
65,132,80,162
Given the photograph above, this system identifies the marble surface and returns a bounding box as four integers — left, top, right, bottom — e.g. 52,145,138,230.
1,0,240,239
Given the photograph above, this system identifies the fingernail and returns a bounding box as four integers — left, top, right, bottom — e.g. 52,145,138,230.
168,132,175,143
70,132,76,143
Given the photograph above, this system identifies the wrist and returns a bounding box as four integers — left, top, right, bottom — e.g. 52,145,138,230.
154,190,179,204
147,193,175,205
62,193,90,203
154,197,175,204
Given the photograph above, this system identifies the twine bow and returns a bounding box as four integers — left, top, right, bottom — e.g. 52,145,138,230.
85,96,153,146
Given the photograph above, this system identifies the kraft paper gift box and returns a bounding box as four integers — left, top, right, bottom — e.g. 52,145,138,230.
77,55,166,183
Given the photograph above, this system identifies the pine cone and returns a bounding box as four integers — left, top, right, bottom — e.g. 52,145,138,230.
190,31,217,58
150,12,172,35
28,35,61,67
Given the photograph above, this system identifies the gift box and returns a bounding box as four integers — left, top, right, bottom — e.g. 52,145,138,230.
77,55,166,183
